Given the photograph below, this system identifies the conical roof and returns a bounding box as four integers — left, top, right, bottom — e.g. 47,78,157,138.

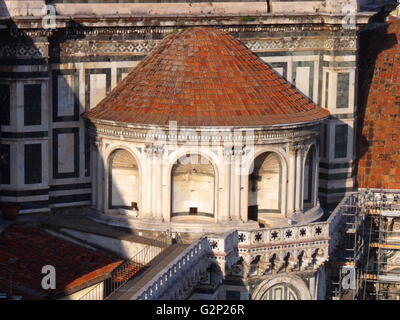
84,27,329,127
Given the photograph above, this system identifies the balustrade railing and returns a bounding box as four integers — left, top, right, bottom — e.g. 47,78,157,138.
134,238,209,300
79,232,171,300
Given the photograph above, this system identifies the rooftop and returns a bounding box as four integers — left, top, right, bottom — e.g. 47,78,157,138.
83,27,329,128
0,223,126,299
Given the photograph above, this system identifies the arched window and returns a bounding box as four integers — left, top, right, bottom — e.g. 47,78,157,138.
109,149,139,211
248,152,282,221
171,154,215,219
303,145,316,209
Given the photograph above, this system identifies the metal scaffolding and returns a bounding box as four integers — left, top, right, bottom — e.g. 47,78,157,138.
361,190,400,300
328,192,369,300
327,189,400,300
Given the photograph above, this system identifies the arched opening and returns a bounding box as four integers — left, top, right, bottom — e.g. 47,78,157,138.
171,154,215,221
263,283,300,300
303,145,316,210
252,275,312,300
108,149,140,214
248,152,282,222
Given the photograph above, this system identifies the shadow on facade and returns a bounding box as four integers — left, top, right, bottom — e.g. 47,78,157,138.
355,19,398,189
0,4,142,300
2,4,399,299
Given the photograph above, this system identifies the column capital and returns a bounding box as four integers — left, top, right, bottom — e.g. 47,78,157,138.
289,142,306,154
144,143,164,157
223,148,234,162
94,138,103,149
233,148,245,158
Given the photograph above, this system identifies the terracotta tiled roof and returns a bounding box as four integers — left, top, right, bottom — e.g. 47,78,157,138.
357,20,400,189
83,27,329,127
0,224,125,299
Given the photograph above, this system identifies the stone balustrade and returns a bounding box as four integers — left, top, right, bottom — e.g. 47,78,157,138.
134,238,210,300
132,200,363,299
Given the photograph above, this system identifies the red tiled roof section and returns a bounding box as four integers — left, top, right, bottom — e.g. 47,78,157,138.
357,20,400,189
0,224,125,299
83,27,329,127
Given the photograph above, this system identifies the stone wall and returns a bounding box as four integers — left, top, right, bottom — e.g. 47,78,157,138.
0,10,377,213
0,0,389,17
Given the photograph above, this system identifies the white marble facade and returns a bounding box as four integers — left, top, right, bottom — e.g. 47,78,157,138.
0,1,381,215
88,121,323,233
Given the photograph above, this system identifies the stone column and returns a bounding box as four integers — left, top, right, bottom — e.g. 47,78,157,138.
153,145,164,221
162,160,170,222
287,144,297,215
232,149,244,221
314,142,320,207
96,139,104,212
90,139,98,209
220,149,232,222
144,144,155,220
240,148,250,223
295,144,305,213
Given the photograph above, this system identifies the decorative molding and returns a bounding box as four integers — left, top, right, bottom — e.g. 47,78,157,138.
89,123,321,144
53,36,356,57
244,37,356,52
57,40,160,57
0,42,49,59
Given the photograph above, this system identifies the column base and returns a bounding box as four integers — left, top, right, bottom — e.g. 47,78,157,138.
288,206,324,225
92,211,259,234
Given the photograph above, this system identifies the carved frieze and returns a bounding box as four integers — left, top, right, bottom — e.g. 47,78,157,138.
54,36,356,57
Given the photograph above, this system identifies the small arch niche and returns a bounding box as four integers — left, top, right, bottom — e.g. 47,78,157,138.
108,149,140,212
248,152,282,222
171,154,215,221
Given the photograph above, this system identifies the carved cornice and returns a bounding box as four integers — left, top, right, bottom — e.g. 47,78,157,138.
89,123,321,145
53,36,356,57
245,37,356,52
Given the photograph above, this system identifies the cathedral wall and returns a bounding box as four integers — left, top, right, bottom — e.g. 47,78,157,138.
0,0,387,17
0,12,372,213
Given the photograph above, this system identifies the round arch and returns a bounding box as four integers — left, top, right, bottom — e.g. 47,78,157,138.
106,147,141,215
166,149,220,180
242,147,289,177
246,149,287,222
104,144,143,174
170,153,217,221
252,274,312,300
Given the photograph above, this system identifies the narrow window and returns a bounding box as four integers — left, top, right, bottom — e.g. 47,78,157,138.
25,144,42,184
0,84,10,125
24,84,41,126
336,73,350,109
325,72,330,108
1,144,10,184
334,124,348,159
320,124,328,158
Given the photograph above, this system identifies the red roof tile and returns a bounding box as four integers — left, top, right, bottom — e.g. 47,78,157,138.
357,20,400,189
0,224,125,299
83,27,329,127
